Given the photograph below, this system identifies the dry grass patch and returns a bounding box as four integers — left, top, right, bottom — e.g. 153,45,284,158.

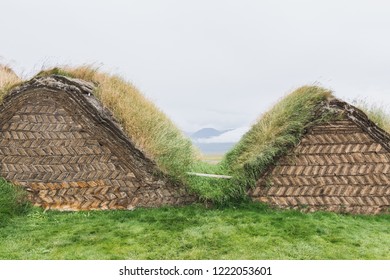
354,100,390,133
0,65,21,100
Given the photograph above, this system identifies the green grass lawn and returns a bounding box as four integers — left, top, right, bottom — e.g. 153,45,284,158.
0,203,389,260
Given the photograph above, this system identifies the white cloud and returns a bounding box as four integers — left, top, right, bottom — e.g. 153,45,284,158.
196,126,250,143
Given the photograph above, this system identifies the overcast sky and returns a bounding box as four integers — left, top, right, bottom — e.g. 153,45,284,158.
1,0,390,132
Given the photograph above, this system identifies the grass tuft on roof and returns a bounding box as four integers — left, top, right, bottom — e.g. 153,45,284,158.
353,100,390,133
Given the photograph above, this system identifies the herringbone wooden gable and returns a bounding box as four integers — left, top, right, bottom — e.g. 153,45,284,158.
0,75,195,210
249,100,390,214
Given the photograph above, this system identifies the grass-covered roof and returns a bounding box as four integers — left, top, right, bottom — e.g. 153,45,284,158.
224,87,333,169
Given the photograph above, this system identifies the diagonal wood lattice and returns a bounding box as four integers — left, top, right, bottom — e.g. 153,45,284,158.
0,75,196,210
249,100,390,214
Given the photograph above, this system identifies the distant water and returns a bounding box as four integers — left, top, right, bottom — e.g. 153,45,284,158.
193,142,235,154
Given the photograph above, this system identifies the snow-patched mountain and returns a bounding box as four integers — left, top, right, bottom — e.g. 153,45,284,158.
190,127,250,154
190,128,231,139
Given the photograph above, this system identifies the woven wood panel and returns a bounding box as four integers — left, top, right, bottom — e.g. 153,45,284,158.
0,76,196,210
249,118,390,214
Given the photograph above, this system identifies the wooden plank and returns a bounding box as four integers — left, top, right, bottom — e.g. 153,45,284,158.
186,172,232,179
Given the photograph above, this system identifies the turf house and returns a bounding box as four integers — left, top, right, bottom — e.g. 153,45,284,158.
0,71,196,210
244,95,390,214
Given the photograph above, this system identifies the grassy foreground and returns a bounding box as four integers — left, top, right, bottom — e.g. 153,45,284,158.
0,158,389,260
0,203,389,260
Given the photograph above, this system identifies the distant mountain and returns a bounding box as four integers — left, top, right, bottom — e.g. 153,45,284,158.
189,127,236,155
191,128,231,139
